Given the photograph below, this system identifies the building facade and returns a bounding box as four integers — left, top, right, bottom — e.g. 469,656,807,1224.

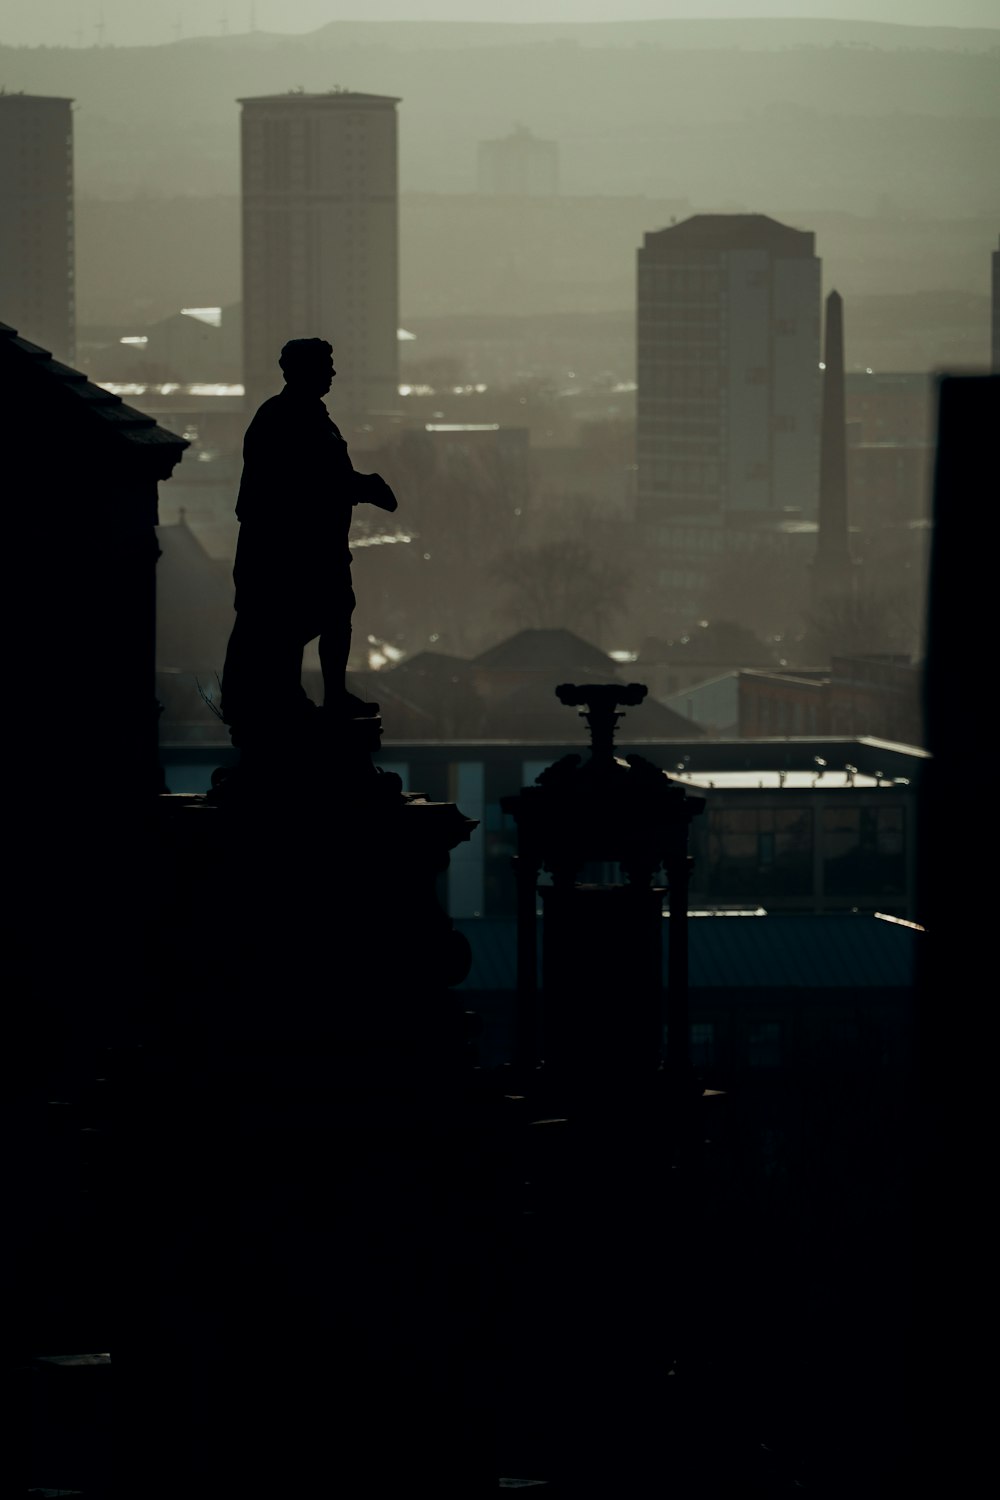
240,91,400,420
162,736,924,923
636,214,820,526
0,93,75,364
477,125,558,197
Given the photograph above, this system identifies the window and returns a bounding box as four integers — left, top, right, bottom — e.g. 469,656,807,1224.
691,1023,715,1069
447,762,484,918
822,804,905,897
759,1125,786,1177
827,1018,860,1047
704,806,813,900
749,1022,782,1068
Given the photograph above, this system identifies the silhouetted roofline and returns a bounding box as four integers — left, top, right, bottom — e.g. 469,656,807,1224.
642,213,815,257
238,92,400,107
387,650,476,675
0,92,74,106
474,627,615,672
0,321,188,456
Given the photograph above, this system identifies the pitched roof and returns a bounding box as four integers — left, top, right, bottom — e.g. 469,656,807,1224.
643,213,814,258
474,628,616,674
0,321,188,463
239,91,400,107
0,93,73,107
482,678,703,741
389,651,477,679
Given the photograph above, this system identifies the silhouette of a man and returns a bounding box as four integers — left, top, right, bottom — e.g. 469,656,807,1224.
221,338,397,733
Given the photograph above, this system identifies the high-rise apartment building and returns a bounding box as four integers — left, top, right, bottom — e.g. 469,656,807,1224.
0,93,75,364
477,125,558,197
636,214,821,525
240,91,400,420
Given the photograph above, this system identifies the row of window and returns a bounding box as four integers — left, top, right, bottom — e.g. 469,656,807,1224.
669,1017,889,1071
638,365,801,390
639,312,722,330
637,377,723,397
643,461,723,490
656,568,709,593
642,459,769,485
635,390,719,406
697,805,906,900
746,696,821,736
367,762,910,916
651,525,729,552
638,268,724,296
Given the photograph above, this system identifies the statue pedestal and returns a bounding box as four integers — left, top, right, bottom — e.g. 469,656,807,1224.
112,719,499,1495
540,883,664,1089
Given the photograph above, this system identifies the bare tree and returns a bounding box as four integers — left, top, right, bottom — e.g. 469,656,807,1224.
491,538,629,644
804,582,923,664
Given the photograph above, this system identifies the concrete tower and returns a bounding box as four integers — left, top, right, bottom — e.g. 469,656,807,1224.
0,94,75,364
477,125,559,197
240,91,400,422
636,213,821,525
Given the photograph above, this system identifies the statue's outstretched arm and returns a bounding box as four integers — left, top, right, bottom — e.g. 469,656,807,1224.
354,472,398,513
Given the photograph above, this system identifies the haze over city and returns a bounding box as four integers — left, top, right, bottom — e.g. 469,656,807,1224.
6,3,995,1495
3,3,996,723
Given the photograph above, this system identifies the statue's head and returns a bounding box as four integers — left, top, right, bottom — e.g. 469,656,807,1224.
279,338,335,395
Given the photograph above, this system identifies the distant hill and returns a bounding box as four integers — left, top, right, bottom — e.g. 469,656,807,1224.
1,20,997,203
187,18,1000,53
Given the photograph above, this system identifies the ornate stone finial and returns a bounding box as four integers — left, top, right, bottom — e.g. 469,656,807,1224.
555,681,648,765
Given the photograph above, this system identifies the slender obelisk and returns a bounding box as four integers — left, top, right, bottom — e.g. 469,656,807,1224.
812,289,854,602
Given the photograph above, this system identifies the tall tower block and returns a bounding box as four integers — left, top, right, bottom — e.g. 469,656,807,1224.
0,94,75,364
636,213,821,524
240,91,400,420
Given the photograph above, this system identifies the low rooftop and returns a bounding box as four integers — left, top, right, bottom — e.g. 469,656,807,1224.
643,213,815,257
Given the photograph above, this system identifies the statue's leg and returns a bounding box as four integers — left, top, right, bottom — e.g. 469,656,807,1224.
222,613,311,729
220,614,250,726
318,579,358,712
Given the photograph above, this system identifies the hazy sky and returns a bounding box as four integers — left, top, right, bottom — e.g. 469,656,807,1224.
1,1,996,50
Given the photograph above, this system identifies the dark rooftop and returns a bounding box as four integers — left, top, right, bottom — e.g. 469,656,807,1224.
643,213,815,257
474,628,619,675
0,92,73,107
239,91,400,107
456,912,918,994
0,322,188,462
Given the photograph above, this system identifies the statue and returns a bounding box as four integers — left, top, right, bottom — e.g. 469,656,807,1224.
220,338,398,743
